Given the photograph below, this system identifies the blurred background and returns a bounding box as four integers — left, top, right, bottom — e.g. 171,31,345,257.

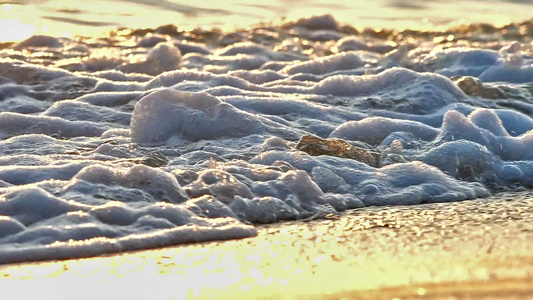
1,0,532,42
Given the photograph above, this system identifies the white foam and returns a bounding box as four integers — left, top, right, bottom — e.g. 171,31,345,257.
1,15,533,263
280,52,365,75
121,42,182,75
0,112,107,139
330,117,439,145
130,89,267,144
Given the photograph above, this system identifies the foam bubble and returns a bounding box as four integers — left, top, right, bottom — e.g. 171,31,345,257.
131,89,266,144
330,117,439,145
280,52,365,75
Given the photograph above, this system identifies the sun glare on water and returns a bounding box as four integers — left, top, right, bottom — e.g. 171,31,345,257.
1,0,532,43
0,4,36,42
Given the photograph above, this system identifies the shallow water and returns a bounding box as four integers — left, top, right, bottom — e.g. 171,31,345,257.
0,6,532,263
1,0,533,41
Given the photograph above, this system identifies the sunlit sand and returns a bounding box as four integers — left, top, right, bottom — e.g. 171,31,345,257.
1,192,532,299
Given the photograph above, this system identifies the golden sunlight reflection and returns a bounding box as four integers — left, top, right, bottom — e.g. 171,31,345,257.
1,195,532,299
0,203,533,300
0,228,531,300
0,19,35,42
1,0,532,42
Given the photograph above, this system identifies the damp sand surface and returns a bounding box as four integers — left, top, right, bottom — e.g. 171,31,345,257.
1,191,531,299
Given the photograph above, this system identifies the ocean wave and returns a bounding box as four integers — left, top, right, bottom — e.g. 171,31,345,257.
0,15,532,263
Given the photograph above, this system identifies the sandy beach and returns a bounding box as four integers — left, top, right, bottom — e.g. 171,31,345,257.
1,191,531,299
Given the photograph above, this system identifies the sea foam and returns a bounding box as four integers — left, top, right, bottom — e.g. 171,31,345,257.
0,15,532,263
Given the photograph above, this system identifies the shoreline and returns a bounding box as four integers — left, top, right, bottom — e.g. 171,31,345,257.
1,191,531,299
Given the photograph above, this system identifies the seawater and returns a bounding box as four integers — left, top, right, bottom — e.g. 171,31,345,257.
1,0,533,41
0,3,532,263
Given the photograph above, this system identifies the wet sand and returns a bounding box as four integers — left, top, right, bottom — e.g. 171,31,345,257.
1,191,532,299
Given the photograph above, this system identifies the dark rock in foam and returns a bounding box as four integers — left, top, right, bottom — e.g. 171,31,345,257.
296,135,379,167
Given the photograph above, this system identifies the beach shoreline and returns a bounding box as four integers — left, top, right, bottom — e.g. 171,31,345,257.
1,191,531,299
